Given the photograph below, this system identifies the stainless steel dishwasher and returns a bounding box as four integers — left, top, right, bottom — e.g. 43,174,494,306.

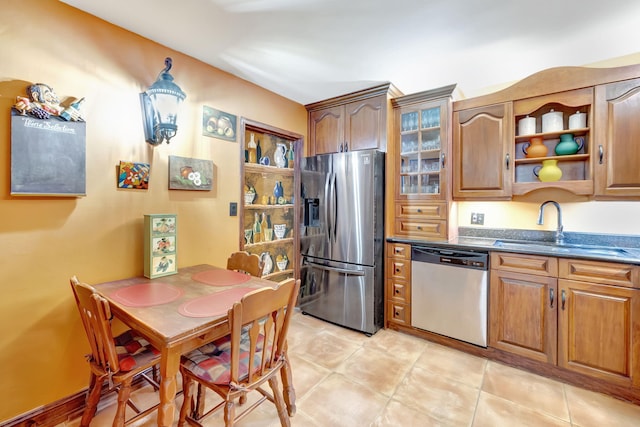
411,246,489,347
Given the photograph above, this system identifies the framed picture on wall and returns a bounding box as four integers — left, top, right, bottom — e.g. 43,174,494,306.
117,161,150,189
202,105,237,142
168,155,213,191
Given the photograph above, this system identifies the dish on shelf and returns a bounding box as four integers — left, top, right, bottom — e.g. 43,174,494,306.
274,224,287,239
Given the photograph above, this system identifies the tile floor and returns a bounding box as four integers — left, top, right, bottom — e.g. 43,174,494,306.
63,311,640,426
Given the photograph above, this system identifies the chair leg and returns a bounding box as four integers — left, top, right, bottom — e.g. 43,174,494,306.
194,383,206,419
178,375,194,427
268,376,291,427
280,356,297,416
80,374,103,427
223,399,236,427
113,378,133,427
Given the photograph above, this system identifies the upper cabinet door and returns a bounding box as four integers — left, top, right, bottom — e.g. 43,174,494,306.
453,102,513,199
595,78,640,199
345,95,386,152
309,105,344,155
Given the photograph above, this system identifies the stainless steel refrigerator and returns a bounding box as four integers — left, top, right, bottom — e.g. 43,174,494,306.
299,149,385,335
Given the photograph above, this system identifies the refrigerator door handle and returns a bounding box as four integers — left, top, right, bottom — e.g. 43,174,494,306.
329,171,337,242
306,261,366,276
323,168,332,243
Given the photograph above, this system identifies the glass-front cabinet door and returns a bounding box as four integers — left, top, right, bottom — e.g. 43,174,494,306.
398,102,446,199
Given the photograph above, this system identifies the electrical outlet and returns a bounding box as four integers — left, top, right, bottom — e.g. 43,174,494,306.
229,202,237,216
471,212,485,225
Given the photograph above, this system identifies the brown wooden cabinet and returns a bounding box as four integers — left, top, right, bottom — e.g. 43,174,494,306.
452,64,640,200
388,85,458,241
490,253,558,363
491,253,640,388
452,102,513,199
512,88,594,196
558,258,640,387
385,242,411,327
594,77,640,199
306,83,402,156
240,118,303,282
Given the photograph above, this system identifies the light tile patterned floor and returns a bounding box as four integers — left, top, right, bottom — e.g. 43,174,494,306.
62,311,640,426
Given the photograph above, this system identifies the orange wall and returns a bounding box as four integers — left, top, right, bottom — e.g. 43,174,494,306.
0,0,306,421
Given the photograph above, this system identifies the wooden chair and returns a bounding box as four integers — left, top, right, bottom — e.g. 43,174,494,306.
226,251,263,277
70,276,161,427
178,278,300,427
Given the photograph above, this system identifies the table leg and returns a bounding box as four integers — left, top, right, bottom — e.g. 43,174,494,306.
280,352,296,416
158,349,180,426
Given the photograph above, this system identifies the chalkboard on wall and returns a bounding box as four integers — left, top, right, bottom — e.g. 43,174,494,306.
10,112,86,196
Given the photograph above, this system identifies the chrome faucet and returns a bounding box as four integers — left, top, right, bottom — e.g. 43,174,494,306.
537,200,565,245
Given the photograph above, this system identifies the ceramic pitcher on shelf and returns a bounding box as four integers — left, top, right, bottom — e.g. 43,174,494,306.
534,159,562,182
522,136,548,158
274,143,287,168
555,133,584,156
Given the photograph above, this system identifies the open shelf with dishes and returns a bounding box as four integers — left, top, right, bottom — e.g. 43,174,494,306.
512,88,593,195
240,118,302,282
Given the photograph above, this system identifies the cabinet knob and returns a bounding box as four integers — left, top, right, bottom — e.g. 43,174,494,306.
505,153,510,170
417,209,422,213
417,226,422,230
561,289,566,310
395,289,400,294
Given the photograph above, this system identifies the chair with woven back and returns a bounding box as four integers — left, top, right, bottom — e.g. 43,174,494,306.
226,251,263,277
178,278,301,426
70,276,162,427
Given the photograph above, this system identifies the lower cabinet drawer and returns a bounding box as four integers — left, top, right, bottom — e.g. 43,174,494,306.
395,202,447,220
559,258,638,288
387,279,410,304
387,258,411,281
387,301,410,326
395,219,447,240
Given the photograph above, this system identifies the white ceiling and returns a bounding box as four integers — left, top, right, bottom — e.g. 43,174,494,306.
61,0,640,105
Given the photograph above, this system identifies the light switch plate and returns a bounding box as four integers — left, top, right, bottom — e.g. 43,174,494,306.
229,202,237,216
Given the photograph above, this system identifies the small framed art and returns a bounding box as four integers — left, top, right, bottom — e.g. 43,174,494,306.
117,161,150,189
202,105,237,142
168,155,213,191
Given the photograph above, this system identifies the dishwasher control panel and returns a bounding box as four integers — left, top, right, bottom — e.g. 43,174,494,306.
412,246,488,271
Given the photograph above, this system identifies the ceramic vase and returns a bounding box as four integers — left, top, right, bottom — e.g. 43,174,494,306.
522,136,548,158
534,159,562,182
555,133,584,155
273,181,284,200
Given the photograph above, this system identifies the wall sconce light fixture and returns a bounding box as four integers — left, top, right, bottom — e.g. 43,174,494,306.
140,57,186,146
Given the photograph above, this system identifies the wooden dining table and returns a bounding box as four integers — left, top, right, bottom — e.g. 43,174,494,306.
93,264,296,427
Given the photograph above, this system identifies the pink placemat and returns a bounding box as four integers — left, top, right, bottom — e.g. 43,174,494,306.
191,269,252,287
109,282,184,307
178,287,254,318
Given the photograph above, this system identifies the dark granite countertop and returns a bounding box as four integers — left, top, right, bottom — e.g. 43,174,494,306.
387,227,640,265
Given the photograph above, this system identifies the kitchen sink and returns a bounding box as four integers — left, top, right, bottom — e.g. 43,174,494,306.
492,239,631,257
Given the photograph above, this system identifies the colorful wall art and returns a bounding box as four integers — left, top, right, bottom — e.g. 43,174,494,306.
168,155,213,190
